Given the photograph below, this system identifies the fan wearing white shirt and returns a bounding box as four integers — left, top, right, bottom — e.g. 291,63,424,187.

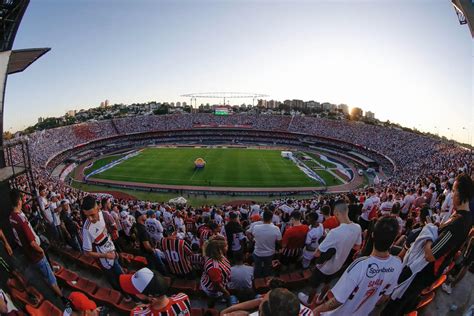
313,217,402,316
299,201,362,307
81,196,131,300
380,195,394,216
145,211,164,246
302,212,324,269
400,189,416,217
360,188,380,231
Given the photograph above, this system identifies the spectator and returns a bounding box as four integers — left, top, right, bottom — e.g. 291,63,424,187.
321,206,339,231
135,210,167,275
145,210,164,247
201,235,231,303
249,210,282,278
383,173,473,315
159,235,194,278
281,211,309,266
9,189,66,301
81,196,130,300
298,200,362,306
313,217,402,316
225,212,246,261
302,212,324,269
359,188,379,231
0,288,20,315
228,251,254,302
66,291,108,316
59,200,82,252
119,268,191,315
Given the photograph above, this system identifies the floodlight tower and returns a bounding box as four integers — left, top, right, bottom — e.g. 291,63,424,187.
0,0,50,222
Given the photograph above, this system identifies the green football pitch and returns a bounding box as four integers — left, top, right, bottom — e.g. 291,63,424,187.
88,148,341,188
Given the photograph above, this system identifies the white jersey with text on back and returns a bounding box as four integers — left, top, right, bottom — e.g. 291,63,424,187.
303,224,324,260
82,211,116,269
145,217,164,242
322,255,402,316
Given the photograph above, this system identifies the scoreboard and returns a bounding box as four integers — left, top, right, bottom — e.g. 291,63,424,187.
214,107,230,116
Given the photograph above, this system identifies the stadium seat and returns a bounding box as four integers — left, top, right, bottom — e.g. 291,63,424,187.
279,273,292,285
421,274,447,295
288,271,306,288
77,254,102,273
204,308,219,316
55,268,79,286
191,308,219,316
120,252,134,263
416,291,435,310
191,308,203,316
70,277,98,294
131,256,148,268
25,300,63,316
171,279,199,294
7,278,44,308
253,277,270,293
91,287,136,313
50,260,63,274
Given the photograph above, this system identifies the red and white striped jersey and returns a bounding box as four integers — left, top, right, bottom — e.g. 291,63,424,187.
130,293,191,316
200,256,231,296
159,238,193,276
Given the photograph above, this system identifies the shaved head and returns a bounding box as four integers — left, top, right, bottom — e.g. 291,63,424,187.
334,200,348,215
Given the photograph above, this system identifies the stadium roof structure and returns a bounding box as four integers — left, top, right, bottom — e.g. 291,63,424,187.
1,0,50,171
6,48,50,74
452,0,474,37
181,92,269,107
0,0,29,51
181,92,269,99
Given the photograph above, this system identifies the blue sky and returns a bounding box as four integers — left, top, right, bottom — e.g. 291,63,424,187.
4,0,473,143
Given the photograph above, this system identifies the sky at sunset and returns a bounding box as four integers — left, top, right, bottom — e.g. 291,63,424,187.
4,0,473,144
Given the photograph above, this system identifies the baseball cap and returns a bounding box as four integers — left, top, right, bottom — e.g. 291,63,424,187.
146,210,155,217
119,268,168,296
120,211,129,218
68,292,97,311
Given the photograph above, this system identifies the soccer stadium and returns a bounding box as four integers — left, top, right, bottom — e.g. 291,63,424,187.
0,1,473,316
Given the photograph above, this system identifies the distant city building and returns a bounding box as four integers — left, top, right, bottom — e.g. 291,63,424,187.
66,110,76,117
104,99,109,107
292,99,304,109
338,104,349,114
38,117,43,123
322,102,337,112
365,111,375,120
257,99,267,107
267,100,280,109
100,101,105,108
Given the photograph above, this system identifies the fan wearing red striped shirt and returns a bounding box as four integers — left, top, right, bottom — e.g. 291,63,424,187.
201,235,232,303
120,268,191,316
159,235,194,277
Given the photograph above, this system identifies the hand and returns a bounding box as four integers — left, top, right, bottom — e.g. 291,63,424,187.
4,243,13,256
103,252,116,260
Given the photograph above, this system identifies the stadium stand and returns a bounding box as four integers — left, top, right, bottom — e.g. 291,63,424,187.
1,113,472,315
